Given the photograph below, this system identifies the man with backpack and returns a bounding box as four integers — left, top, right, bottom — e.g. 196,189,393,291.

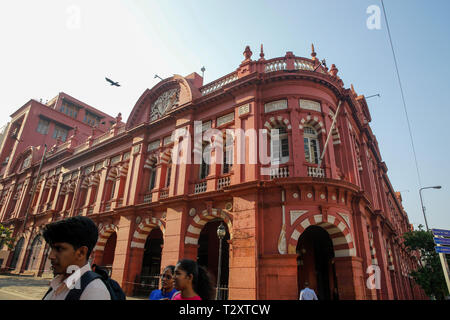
41,216,125,300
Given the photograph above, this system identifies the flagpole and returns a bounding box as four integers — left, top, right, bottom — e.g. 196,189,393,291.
317,100,342,173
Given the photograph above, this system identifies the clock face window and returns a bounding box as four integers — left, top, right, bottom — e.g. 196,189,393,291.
150,88,180,121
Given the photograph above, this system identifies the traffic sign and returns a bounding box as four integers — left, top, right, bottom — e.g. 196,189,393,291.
432,229,450,237
434,238,450,246
436,246,450,254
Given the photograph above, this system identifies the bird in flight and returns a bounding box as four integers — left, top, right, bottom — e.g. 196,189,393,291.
105,77,121,87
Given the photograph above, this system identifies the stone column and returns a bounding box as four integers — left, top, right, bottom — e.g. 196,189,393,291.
228,192,257,300
111,214,134,294
160,206,188,269
333,256,365,299
370,216,394,299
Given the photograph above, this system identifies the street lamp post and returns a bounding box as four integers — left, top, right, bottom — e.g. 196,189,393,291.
419,186,441,231
215,222,226,300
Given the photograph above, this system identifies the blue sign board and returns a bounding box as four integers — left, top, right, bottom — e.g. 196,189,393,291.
434,238,450,246
436,246,450,254
432,229,450,237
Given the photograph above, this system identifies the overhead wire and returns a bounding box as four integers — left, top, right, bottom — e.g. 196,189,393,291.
381,0,423,189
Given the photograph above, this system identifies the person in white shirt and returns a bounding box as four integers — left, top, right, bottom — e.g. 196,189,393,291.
42,216,111,300
299,281,318,300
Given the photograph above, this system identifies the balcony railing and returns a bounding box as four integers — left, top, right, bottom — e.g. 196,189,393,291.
200,73,239,96
265,59,287,73
91,131,113,147
143,193,152,204
217,176,230,190
194,181,207,194
270,166,290,179
160,188,169,199
307,166,325,178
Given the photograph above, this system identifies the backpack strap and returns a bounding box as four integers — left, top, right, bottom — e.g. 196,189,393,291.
65,271,102,300
42,287,53,300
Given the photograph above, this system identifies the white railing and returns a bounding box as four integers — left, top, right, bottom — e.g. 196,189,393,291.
217,177,230,189
55,141,71,153
307,166,325,178
265,59,287,73
116,126,126,135
194,182,207,194
201,73,239,96
92,131,113,147
160,189,169,199
294,59,314,71
143,193,152,204
73,143,89,154
270,166,290,179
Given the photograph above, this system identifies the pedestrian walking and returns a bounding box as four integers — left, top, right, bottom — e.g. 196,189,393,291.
149,265,178,300
299,281,318,300
42,216,111,300
171,259,214,300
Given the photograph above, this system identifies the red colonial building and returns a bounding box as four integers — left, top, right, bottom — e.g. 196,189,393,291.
0,45,426,300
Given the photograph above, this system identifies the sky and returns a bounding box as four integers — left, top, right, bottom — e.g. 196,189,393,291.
0,0,449,230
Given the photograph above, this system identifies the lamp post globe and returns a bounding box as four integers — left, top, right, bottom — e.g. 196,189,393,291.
216,222,226,300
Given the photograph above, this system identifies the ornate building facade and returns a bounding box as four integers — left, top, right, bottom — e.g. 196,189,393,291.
0,46,426,300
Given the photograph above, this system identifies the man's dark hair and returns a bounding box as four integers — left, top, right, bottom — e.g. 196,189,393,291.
42,216,98,259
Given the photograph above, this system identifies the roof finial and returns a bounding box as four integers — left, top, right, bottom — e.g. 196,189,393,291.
329,64,339,77
243,45,253,61
259,44,265,60
311,43,317,61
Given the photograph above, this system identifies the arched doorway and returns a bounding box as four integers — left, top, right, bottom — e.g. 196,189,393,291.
40,244,52,275
9,237,24,271
197,220,230,299
296,225,338,300
136,228,163,297
25,235,42,271
100,232,117,276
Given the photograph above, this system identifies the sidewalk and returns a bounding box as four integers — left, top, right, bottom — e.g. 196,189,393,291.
0,275,145,300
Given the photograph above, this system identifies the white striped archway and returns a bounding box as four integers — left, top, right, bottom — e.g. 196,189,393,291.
263,115,292,138
130,217,166,249
287,212,356,257
94,224,118,252
119,162,129,178
159,149,172,165
106,167,120,181
184,208,233,245
331,127,341,145
299,115,326,134
143,154,158,169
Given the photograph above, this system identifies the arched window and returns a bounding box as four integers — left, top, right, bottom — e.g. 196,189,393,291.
165,160,172,188
222,133,234,174
199,143,210,180
271,126,289,164
303,126,320,164
148,167,157,190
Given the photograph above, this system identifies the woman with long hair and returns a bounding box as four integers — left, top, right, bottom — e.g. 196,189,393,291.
172,259,214,300
149,265,178,300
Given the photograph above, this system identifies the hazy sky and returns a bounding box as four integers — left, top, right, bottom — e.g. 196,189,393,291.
1,0,449,230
